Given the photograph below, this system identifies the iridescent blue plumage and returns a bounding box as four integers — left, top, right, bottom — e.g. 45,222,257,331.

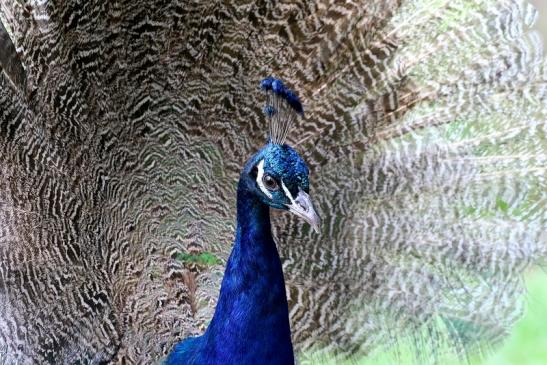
261,77,304,116
261,77,304,146
166,80,319,365
263,105,277,117
260,76,275,91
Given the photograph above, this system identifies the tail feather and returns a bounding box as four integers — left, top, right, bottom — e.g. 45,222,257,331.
0,0,545,363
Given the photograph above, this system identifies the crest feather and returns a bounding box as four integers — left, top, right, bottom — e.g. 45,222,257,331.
261,77,304,144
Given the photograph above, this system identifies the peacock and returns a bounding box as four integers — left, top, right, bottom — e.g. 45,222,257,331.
0,0,546,364
167,77,320,364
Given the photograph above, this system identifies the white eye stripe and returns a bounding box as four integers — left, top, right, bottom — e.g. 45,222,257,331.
256,160,273,199
281,180,296,204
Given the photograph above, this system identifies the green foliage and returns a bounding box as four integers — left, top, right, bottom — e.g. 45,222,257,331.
175,252,223,266
495,197,509,214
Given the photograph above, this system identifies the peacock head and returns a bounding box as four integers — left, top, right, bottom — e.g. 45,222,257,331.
240,78,320,233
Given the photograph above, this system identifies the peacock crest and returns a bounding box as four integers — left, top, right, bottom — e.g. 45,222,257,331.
261,77,304,145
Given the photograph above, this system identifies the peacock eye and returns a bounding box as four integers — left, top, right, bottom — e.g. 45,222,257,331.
262,174,279,191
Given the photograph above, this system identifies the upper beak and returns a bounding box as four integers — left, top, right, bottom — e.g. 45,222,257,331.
285,189,321,233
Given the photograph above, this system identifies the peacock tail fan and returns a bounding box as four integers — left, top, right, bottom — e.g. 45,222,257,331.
0,0,545,364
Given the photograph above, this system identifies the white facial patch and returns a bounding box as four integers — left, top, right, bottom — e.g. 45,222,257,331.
281,180,297,205
281,180,320,233
256,159,273,199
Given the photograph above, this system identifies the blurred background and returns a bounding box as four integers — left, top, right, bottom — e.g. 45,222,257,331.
532,0,547,46
449,4,547,364
438,3,547,364
363,3,547,365
444,4,547,364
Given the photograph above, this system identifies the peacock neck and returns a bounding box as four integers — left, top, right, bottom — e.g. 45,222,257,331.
199,179,294,364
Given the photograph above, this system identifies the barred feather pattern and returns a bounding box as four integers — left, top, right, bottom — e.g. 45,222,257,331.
0,0,545,363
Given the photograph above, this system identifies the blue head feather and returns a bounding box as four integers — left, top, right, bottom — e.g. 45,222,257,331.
271,79,285,94
261,77,304,145
261,77,303,116
260,77,275,91
261,143,309,195
284,89,304,115
263,105,277,117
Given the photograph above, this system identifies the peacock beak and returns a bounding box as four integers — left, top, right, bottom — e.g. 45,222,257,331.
281,183,321,233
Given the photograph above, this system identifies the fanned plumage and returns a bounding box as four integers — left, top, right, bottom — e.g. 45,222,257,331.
0,0,545,364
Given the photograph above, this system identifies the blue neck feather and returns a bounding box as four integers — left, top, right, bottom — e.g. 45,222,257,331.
166,174,294,365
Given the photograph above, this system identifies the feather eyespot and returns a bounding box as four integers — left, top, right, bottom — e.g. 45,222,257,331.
262,174,279,191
